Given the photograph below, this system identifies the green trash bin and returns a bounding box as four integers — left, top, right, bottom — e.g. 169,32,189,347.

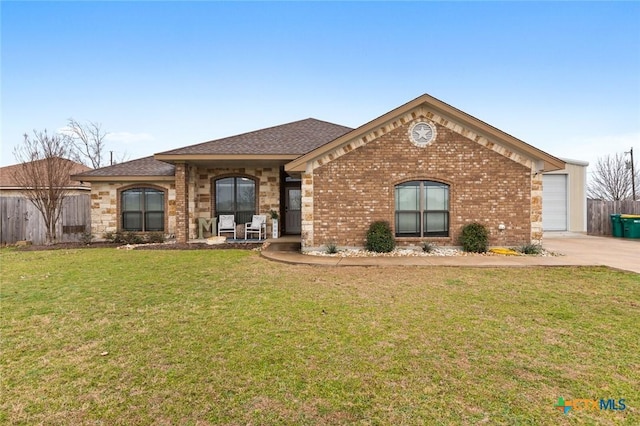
620,214,640,239
610,214,623,237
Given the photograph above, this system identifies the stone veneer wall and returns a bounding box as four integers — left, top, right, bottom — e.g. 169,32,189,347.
303,112,536,250
300,172,314,248
88,181,176,239
189,166,281,239
88,167,280,242
175,163,189,243
530,173,543,244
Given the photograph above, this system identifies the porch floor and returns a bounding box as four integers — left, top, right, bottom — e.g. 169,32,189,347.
264,235,302,252
187,235,301,248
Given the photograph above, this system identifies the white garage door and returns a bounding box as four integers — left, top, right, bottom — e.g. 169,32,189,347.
543,174,567,231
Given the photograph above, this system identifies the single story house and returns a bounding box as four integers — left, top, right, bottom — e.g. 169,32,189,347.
74,94,570,250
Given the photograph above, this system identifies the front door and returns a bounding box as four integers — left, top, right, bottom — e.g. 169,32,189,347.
285,187,301,234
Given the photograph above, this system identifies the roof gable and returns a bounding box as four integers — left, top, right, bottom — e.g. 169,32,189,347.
285,94,565,173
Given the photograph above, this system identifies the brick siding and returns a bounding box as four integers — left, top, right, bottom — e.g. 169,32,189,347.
309,119,533,249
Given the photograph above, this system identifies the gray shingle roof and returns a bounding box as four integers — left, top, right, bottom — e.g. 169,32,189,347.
73,156,175,177
157,118,353,156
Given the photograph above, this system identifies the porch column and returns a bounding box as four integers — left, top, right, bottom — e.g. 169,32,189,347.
300,171,314,250
175,162,189,243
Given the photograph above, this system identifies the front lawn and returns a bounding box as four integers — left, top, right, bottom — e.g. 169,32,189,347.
1,249,638,424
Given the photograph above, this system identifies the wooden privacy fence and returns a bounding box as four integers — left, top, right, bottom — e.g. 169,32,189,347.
0,195,91,245
587,199,640,236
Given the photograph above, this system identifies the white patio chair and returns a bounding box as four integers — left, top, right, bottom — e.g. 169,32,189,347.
217,215,236,239
245,214,267,240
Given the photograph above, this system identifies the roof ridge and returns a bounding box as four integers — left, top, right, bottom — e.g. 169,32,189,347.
154,118,353,157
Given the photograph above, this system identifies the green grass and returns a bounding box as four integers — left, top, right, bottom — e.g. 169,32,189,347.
1,248,639,425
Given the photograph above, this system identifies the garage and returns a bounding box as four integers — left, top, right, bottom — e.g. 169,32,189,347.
543,174,568,231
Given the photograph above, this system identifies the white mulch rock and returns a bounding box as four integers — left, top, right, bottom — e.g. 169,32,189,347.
306,247,559,257
306,247,461,257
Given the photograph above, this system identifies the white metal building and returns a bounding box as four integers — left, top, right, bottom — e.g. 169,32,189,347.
542,158,589,233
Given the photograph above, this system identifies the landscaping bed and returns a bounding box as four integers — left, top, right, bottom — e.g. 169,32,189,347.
306,247,559,257
11,241,262,251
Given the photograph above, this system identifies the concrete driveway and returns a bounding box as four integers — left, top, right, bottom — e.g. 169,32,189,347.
262,233,639,274
543,232,639,274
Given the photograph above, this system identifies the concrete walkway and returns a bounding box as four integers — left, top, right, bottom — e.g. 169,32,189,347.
261,233,639,274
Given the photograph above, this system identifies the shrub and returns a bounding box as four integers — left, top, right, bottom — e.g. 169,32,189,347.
422,241,435,253
123,231,144,245
80,231,94,245
113,231,127,244
459,222,489,253
104,231,127,244
365,221,395,253
518,243,542,255
147,232,165,244
325,240,338,254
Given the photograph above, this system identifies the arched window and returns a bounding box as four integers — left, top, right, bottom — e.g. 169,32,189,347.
395,181,449,237
214,176,256,225
121,188,165,231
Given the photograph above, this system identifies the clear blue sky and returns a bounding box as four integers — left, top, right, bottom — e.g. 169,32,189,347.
2,1,639,174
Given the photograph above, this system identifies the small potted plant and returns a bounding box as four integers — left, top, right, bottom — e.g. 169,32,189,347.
269,209,279,238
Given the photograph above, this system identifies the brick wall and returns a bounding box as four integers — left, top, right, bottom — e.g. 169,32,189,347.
310,119,533,249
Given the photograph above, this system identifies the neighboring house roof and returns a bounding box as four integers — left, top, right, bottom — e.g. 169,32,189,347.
286,94,565,172
154,118,353,162
0,158,91,190
72,156,176,182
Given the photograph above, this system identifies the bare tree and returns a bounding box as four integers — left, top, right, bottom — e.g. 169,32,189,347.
64,118,109,168
588,153,638,201
11,130,77,244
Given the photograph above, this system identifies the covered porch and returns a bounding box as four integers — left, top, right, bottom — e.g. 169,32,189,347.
171,162,303,243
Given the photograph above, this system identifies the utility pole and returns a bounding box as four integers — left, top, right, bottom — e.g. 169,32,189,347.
626,147,636,201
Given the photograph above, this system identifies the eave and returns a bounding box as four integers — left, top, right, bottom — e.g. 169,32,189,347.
153,153,301,170
154,154,299,163
71,175,176,183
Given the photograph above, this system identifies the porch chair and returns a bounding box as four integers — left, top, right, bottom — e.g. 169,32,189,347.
217,215,236,239
245,214,267,240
